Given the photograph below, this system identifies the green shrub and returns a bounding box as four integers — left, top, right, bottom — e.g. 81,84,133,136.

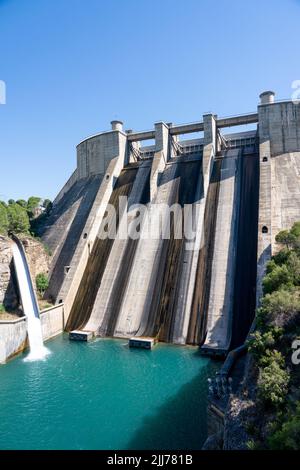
275,230,297,250
248,330,282,361
7,203,30,234
290,221,300,239
265,259,277,274
42,199,52,214
0,303,5,313
0,202,9,234
272,249,291,266
263,264,293,294
27,196,41,218
258,360,289,408
36,273,49,296
287,251,300,285
268,402,300,449
259,349,285,368
276,223,300,251
16,199,27,208
246,439,258,450
257,289,300,330
0,195,50,237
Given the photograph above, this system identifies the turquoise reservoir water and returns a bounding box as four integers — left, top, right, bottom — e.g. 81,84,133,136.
0,336,216,450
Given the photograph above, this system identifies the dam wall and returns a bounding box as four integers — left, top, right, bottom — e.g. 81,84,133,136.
2,90,300,364
0,317,27,363
34,91,300,355
42,108,258,352
53,168,78,205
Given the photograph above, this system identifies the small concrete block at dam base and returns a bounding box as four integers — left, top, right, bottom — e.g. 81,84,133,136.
69,330,94,341
129,337,156,349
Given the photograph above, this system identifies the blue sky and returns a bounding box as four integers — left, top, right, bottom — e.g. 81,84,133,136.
0,0,299,201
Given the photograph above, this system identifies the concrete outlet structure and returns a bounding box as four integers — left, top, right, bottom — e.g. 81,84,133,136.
37,91,300,356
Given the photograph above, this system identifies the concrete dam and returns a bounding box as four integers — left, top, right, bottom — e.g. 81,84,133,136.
38,91,300,355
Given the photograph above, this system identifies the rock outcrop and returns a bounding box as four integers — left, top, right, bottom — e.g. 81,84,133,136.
0,235,50,313
18,235,50,295
0,235,18,310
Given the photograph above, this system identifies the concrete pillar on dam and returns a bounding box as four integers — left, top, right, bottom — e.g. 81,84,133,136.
259,91,275,105
127,129,141,164
203,113,217,148
167,122,179,159
256,91,300,306
150,122,170,200
256,93,273,306
111,120,123,132
202,113,217,191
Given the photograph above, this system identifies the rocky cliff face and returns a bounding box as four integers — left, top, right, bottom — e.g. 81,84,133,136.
203,354,258,450
18,235,50,293
0,235,18,310
0,235,50,313
223,355,258,450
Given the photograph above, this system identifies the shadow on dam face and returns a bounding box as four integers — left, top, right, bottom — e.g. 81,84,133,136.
186,159,222,345
230,152,259,349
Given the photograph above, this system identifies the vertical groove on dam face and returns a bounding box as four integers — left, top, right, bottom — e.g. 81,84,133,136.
230,150,259,348
65,167,138,332
141,158,202,341
186,159,221,345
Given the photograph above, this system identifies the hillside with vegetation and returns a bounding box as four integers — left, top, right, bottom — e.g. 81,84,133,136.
226,222,300,449
0,197,52,236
